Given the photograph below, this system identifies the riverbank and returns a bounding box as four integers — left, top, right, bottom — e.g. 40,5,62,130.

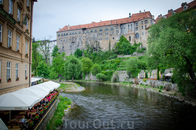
57,82,85,92
74,80,196,107
46,96,72,130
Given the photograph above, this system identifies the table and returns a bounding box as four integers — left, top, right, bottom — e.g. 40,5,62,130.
28,112,36,115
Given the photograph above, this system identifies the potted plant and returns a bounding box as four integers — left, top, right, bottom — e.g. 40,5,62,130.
25,76,28,80
39,109,44,114
0,42,2,46
17,21,20,24
25,53,28,57
17,49,19,53
8,46,12,49
16,77,19,81
28,120,34,128
7,78,11,82
34,114,39,120
9,13,13,17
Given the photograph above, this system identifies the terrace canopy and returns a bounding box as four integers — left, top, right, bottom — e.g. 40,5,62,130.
0,81,60,110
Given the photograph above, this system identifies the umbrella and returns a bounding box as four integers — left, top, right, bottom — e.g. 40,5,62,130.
0,92,40,110
0,118,8,130
30,84,52,93
165,73,173,76
43,81,60,89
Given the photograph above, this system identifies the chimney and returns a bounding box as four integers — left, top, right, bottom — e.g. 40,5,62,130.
109,21,111,25
115,20,116,23
129,12,131,19
139,10,141,13
144,10,145,13
68,25,70,30
168,9,173,13
181,2,187,7
158,14,162,18
59,28,61,30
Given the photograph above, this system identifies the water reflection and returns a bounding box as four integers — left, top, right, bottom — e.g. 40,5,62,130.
61,82,196,130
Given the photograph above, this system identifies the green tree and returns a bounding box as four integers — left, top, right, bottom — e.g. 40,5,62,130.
115,35,136,54
64,55,82,81
51,52,66,76
52,45,59,57
96,73,107,81
81,57,93,75
126,57,146,77
37,61,50,78
147,10,196,95
74,49,83,58
32,42,42,76
91,64,101,76
49,68,58,79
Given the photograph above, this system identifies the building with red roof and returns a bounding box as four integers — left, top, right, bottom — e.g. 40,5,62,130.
57,11,154,55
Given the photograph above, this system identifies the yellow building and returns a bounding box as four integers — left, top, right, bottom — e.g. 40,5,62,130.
0,0,37,95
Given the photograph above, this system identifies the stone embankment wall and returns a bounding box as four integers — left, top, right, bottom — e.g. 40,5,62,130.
85,73,97,80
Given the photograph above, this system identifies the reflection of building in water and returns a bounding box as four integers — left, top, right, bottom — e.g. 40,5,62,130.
57,11,154,56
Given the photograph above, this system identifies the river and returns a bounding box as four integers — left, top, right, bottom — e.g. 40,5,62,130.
60,82,196,130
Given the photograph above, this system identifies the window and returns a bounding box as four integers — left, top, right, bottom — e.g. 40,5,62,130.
66,33,68,35
135,22,138,26
142,26,143,29
128,25,130,30
26,18,28,29
0,0,3,4
105,37,108,40
116,30,119,34
8,30,12,47
105,32,108,35
27,0,29,6
135,33,139,39
105,28,109,31
94,29,97,32
90,30,93,33
16,63,18,80
72,32,74,35
75,32,77,34
99,29,103,31
25,65,27,78
17,9,20,22
141,21,143,24
131,24,132,30
7,62,11,80
129,36,131,41
116,26,119,29
79,31,81,34
145,25,147,29
58,34,60,37
16,36,19,51
99,33,102,36
145,20,148,24
0,24,2,43
110,27,114,30
0,60,1,80
9,0,13,15
135,27,138,31
25,42,28,54
86,30,89,33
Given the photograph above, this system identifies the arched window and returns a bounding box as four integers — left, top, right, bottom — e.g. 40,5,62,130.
135,33,139,39
69,32,71,35
110,27,114,30
72,32,74,35
131,24,132,30
94,29,97,32
86,30,89,33
75,32,77,34
90,30,93,33
99,29,103,31
105,28,109,31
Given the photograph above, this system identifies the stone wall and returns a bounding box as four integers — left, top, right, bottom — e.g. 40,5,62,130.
111,71,129,82
85,73,97,80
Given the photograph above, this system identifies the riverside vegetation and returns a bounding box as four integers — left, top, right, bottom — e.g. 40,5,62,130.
32,10,196,98
46,96,71,130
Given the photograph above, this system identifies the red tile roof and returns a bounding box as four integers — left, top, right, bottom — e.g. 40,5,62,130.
155,0,196,23
57,11,153,32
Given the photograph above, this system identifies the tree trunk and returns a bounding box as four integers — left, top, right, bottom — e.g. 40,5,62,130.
157,66,160,80
72,76,74,82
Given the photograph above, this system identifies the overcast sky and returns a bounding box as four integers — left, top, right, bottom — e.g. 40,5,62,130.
32,0,193,41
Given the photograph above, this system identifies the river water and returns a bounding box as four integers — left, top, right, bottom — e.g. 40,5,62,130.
60,82,196,130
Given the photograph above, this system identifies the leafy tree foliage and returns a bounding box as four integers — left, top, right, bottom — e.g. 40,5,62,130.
91,64,101,76
32,42,42,76
74,49,83,58
115,36,137,55
49,68,58,79
96,73,107,81
147,10,196,95
52,45,59,57
126,57,146,77
64,55,82,81
81,57,93,75
37,61,50,78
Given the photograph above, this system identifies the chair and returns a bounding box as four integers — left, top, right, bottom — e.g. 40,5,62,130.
31,109,37,112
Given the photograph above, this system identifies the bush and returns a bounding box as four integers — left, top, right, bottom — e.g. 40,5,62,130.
96,73,107,81
159,89,162,92
129,81,133,84
143,79,146,82
159,86,163,90
174,93,177,96
101,71,114,81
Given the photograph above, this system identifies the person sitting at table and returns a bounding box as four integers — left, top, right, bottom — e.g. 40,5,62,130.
19,115,26,126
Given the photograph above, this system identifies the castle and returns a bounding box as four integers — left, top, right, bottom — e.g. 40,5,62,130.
56,11,154,56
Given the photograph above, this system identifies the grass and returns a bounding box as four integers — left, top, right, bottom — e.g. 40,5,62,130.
58,83,74,90
74,83,80,87
46,96,72,130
